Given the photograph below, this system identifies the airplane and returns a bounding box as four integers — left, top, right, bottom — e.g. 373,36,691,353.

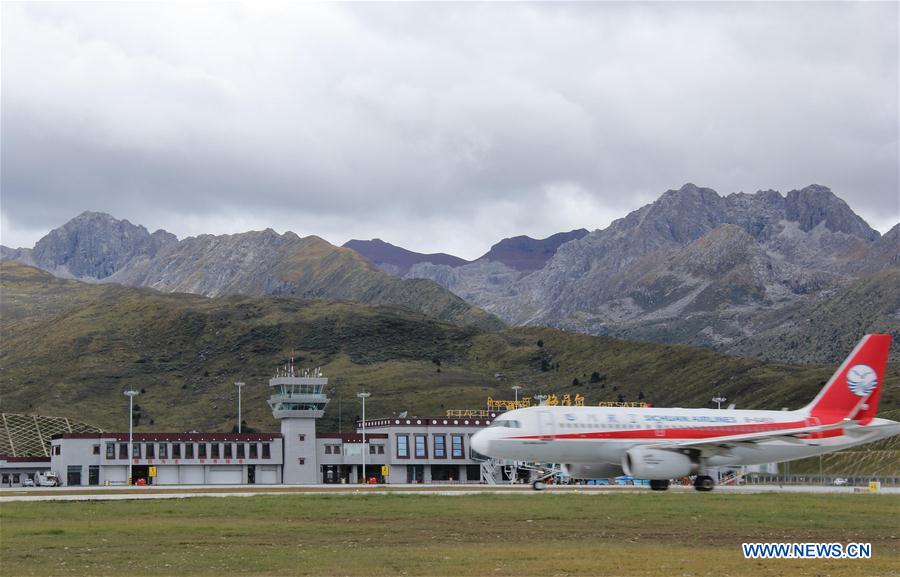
470,334,900,491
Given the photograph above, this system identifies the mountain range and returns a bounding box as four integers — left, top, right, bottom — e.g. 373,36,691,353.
3,183,897,365
7,261,897,434
1,212,502,331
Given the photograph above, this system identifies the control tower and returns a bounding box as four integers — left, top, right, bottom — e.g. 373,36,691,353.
268,362,329,484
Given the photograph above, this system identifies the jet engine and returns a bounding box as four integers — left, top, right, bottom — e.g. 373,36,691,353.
562,463,623,480
622,447,699,479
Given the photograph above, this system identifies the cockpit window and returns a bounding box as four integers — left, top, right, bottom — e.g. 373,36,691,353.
488,419,521,428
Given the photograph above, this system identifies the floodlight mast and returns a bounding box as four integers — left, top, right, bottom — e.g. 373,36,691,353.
124,390,139,485
357,392,371,483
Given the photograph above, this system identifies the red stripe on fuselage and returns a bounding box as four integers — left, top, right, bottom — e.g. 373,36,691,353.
507,419,841,441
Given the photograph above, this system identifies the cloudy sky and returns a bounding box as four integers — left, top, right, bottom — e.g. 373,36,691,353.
2,2,898,259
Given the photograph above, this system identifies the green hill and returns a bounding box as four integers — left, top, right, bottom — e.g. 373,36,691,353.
2,262,897,436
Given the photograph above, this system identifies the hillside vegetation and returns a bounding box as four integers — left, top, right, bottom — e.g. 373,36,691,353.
2,262,897,434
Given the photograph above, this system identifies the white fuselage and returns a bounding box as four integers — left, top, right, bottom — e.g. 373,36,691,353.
469,405,900,469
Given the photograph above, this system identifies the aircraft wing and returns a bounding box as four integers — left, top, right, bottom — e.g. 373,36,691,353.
651,419,855,451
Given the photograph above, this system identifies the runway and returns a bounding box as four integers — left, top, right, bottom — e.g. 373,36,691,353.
2,483,896,502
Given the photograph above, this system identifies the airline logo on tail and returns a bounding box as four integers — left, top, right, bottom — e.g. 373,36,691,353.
805,333,891,424
847,365,877,397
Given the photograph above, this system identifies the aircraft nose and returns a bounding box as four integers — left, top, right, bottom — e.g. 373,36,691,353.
470,429,491,456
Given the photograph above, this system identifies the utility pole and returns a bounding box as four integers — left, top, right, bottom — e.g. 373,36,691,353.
512,385,522,405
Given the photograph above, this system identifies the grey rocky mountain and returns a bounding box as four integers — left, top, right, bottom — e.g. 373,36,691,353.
2,211,177,281
1,214,502,330
406,183,898,362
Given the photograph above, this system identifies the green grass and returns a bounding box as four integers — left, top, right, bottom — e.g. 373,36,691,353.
1,493,898,576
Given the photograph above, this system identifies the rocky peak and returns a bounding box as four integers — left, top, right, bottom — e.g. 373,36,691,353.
785,185,879,240
632,183,727,245
31,211,177,279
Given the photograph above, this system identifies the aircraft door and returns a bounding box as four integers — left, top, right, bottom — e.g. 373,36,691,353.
538,411,555,441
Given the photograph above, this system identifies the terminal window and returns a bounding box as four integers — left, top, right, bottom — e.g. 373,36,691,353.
434,435,446,458
106,443,115,459
172,444,181,459
145,443,155,459
249,444,258,459
298,434,306,442
397,435,409,458
198,444,207,459
451,435,464,459
119,443,128,459
237,444,245,459
211,444,220,459
224,444,233,459
132,444,141,459
92,444,100,455
415,435,427,458
159,443,168,459
262,443,271,459
298,458,306,465
185,443,194,459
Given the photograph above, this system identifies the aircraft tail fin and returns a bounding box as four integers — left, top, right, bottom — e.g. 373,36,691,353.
803,334,892,424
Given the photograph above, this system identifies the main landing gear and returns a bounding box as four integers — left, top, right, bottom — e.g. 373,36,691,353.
532,480,547,491
694,475,715,492
649,479,670,491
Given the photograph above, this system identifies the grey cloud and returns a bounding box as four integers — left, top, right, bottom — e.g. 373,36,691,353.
1,2,897,259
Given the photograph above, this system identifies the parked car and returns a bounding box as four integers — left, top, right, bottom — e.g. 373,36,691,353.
833,477,849,486
21,476,35,487
36,473,60,487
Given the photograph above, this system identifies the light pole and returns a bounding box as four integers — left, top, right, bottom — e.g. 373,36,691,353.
512,385,522,406
234,382,245,433
712,395,727,410
534,394,548,406
357,392,370,483
124,390,139,485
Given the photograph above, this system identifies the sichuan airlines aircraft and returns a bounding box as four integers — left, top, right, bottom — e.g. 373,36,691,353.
469,334,899,491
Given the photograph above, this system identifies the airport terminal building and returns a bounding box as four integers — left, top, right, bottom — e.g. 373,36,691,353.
48,370,498,486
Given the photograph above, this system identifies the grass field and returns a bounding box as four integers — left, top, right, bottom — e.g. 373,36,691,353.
2,493,898,576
